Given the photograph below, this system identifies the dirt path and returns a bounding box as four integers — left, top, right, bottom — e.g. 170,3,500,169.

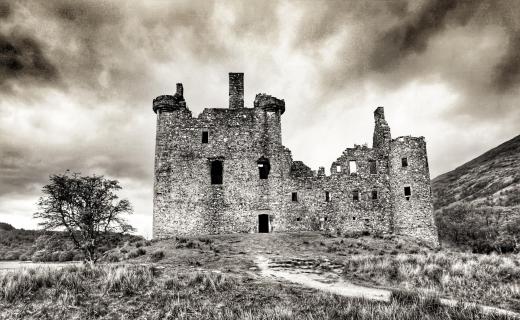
255,255,520,318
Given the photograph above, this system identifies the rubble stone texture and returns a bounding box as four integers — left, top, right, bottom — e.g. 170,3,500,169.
152,73,438,245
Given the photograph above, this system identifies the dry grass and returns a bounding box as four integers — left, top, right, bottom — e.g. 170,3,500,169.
0,264,516,319
344,251,520,311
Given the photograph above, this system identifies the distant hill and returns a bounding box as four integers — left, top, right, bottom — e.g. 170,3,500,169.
432,134,520,253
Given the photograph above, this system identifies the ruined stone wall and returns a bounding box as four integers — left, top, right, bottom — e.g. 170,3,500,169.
284,145,393,235
389,136,438,244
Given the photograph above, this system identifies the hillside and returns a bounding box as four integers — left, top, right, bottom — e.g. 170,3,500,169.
432,134,520,209
432,134,520,252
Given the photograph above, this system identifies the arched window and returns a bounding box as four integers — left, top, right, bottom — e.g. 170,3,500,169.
211,160,223,184
257,157,270,179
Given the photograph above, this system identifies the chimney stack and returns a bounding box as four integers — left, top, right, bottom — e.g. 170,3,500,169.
176,83,183,97
229,73,244,109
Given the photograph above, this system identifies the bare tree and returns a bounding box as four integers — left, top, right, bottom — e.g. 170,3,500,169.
34,172,135,264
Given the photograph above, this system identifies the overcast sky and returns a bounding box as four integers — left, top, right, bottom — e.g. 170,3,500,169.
0,0,519,238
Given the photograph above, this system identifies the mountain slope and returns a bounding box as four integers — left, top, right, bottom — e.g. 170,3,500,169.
431,134,520,252
432,134,520,210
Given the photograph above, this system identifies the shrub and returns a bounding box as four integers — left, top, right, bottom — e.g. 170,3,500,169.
127,248,146,259
4,250,21,260
106,253,120,263
31,250,51,262
51,251,61,262
58,251,75,262
150,250,165,262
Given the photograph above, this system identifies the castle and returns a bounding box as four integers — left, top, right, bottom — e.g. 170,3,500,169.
152,73,438,244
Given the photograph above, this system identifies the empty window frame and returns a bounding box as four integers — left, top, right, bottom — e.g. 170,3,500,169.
336,165,342,173
369,160,377,174
352,190,359,201
325,191,330,202
401,157,408,167
210,160,223,184
292,192,298,202
404,186,411,200
349,160,357,174
372,190,378,200
257,157,271,179
202,131,209,143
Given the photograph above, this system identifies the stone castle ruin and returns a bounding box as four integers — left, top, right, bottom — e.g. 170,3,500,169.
152,73,438,244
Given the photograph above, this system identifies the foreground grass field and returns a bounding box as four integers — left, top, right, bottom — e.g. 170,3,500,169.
0,264,516,320
101,232,520,314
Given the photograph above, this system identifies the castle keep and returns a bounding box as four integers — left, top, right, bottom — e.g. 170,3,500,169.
152,73,438,244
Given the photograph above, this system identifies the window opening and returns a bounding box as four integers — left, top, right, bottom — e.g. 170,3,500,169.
352,190,359,201
292,192,298,202
349,160,357,174
210,160,223,184
369,160,377,174
402,157,408,167
202,131,209,143
372,190,378,200
257,157,270,179
404,186,411,200
325,191,330,202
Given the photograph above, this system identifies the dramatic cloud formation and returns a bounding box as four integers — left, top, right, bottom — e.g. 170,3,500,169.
0,0,518,237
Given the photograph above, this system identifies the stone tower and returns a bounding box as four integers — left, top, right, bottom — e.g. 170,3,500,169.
389,136,438,244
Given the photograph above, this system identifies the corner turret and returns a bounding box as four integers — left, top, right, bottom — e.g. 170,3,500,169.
254,93,285,114
153,83,187,113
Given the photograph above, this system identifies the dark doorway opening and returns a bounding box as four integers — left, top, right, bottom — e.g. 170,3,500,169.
258,214,269,233
211,160,223,184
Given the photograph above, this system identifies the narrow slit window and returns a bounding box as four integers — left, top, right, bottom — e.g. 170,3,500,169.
337,165,342,172
369,160,377,174
292,192,298,202
349,160,357,174
257,157,270,179
210,160,223,185
352,190,359,201
372,190,378,200
404,186,411,200
202,131,209,143
325,191,330,202
402,157,408,167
